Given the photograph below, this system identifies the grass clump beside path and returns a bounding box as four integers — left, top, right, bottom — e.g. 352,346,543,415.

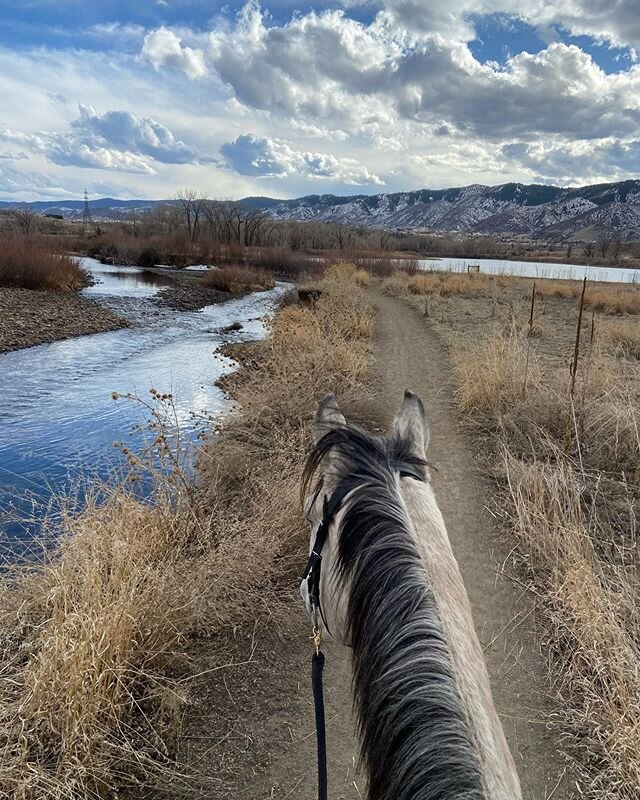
0,235,90,291
0,263,374,799
450,320,640,799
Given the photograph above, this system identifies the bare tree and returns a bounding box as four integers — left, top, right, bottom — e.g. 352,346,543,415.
583,240,595,259
177,189,206,241
8,205,36,235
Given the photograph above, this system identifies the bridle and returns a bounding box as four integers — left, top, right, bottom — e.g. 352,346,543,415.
302,459,427,636
301,456,427,800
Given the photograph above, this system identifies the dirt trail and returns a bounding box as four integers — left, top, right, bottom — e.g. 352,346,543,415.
176,287,573,800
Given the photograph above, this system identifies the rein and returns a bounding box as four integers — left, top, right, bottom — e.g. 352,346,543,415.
302,460,426,800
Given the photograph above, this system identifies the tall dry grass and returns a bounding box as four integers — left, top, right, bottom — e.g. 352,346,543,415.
0,264,374,798
383,268,492,298
450,324,640,799
0,236,90,290
599,318,640,359
584,285,640,315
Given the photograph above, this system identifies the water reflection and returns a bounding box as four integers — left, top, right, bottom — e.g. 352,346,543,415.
82,258,177,297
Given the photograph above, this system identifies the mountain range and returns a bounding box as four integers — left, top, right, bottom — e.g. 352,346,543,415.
3,179,640,241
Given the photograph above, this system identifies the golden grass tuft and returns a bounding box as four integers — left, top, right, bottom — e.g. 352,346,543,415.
0,235,90,291
584,285,640,315
383,268,492,299
450,328,536,415
599,318,640,359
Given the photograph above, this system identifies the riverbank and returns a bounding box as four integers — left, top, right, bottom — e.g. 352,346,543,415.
0,287,128,354
0,264,375,799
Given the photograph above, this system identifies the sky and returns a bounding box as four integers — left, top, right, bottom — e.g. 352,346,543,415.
0,0,639,201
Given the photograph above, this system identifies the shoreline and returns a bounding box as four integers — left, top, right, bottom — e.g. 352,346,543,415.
0,287,129,355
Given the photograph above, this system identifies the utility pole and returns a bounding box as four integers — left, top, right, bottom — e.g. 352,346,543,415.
82,189,92,231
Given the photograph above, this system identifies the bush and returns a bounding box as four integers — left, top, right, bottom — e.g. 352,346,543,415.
0,236,90,291
201,264,275,293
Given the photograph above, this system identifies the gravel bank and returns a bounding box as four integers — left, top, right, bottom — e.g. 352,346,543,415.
0,287,129,354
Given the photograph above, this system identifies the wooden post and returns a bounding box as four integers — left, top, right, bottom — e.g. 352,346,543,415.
522,282,536,396
564,277,587,451
528,282,536,335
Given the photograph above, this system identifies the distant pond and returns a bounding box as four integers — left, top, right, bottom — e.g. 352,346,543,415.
417,256,640,283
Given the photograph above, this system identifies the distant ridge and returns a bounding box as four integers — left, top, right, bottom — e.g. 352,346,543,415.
3,179,640,241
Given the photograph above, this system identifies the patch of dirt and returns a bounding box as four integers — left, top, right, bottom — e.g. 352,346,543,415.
169,602,361,800
0,286,128,354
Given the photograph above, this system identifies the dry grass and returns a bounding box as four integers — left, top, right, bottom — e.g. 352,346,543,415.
201,264,275,293
383,269,492,298
450,316,640,798
451,328,537,415
599,318,640,359
0,236,90,291
584,285,640,315
0,265,374,798
531,279,580,299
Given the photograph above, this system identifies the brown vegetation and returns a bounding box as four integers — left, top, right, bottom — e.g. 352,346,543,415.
428,281,640,799
0,236,90,291
0,264,374,798
583,285,640,315
382,269,493,298
201,264,275,293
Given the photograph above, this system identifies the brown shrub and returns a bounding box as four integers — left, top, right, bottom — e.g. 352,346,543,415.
201,264,275,293
0,236,90,290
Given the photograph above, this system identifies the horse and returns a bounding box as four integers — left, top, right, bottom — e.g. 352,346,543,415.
300,391,522,800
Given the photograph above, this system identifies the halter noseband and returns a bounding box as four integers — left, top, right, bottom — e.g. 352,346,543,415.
302,460,427,635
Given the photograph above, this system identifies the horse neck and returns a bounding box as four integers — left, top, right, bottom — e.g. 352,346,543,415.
398,478,522,800
337,477,485,800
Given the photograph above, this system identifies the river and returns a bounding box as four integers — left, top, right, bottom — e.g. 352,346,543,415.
0,259,288,552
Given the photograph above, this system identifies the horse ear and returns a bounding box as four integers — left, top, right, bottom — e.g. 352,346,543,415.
392,390,429,456
313,393,346,445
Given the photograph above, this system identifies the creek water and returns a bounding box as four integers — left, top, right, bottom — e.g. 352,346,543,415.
0,259,288,551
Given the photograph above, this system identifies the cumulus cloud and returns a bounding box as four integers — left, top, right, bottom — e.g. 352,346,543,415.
501,137,640,183
142,4,640,147
220,133,383,184
375,0,640,50
141,27,207,80
72,105,198,164
0,106,202,175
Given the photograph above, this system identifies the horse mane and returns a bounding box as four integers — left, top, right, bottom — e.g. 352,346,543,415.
303,424,485,800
